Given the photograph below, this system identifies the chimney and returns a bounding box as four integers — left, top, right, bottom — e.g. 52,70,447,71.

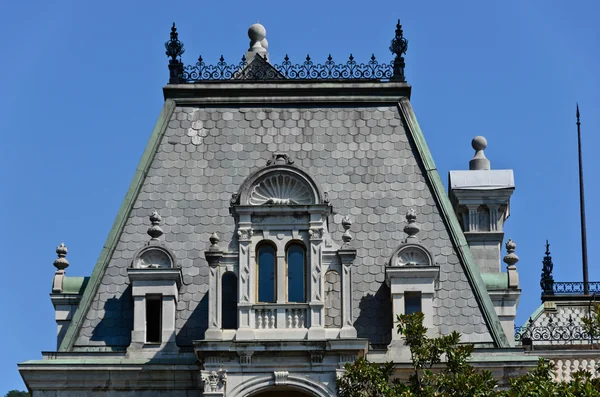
448,136,515,273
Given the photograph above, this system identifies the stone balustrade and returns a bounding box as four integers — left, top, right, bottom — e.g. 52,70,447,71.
253,304,309,330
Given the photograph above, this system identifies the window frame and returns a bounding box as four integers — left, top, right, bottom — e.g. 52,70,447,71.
256,241,278,303
145,294,162,344
285,241,307,303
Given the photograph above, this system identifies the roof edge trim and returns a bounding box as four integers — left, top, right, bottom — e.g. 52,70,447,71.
398,98,510,348
59,99,177,351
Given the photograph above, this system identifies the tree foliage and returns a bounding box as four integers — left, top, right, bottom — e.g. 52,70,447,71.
4,391,29,397
337,312,600,397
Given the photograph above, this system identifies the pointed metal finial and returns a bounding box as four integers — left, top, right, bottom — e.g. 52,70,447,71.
540,240,554,295
147,211,164,241
53,242,69,271
390,19,408,82
403,208,420,243
165,23,185,61
165,23,185,84
576,103,580,122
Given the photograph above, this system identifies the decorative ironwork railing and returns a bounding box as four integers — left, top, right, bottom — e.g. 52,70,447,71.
164,20,408,83
551,282,600,294
180,54,395,82
514,316,593,344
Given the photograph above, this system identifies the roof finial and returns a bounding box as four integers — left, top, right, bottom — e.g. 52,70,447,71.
247,23,268,63
469,136,490,170
503,239,519,268
390,19,408,82
147,211,164,241
341,216,353,247
165,23,185,84
53,242,69,271
403,208,420,243
540,240,554,295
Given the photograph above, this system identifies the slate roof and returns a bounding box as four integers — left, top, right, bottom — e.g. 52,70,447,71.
60,82,508,351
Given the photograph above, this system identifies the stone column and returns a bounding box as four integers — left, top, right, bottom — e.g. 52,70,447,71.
308,226,326,339
236,225,255,340
338,249,357,338
205,233,224,340
466,204,479,232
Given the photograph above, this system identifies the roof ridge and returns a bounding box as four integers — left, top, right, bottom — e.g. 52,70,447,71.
398,98,510,348
59,99,177,351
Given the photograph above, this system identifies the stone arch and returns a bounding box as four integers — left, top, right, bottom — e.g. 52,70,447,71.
227,374,332,397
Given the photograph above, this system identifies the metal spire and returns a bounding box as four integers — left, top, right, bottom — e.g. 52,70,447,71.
576,103,589,295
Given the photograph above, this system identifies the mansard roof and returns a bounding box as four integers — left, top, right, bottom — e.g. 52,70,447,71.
57,80,509,350
56,22,509,351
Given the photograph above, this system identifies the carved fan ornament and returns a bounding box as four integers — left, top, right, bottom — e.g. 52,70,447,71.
136,249,172,269
249,173,314,205
396,248,430,267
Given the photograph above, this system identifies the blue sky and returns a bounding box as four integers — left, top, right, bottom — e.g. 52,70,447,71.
1,0,599,392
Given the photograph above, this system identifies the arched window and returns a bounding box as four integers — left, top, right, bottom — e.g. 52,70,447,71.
286,243,306,302
257,244,276,303
222,272,237,329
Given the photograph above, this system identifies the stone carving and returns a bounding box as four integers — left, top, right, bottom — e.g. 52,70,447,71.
396,248,430,267
266,153,294,166
403,209,420,243
503,239,519,268
309,227,324,240
274,370,289,385
201,370,227,393
147,211,164,241
237,228,254,241
341,216,353,248
53,243,69,271
249,173,313,205
136,249,172,269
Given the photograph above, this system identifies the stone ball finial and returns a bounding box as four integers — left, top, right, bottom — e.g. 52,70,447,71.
248,23,266,45
469,136,490,170
472,136,487,151
503,238,519,268
404,208,420,243
53,242,70,271
147,211,164,241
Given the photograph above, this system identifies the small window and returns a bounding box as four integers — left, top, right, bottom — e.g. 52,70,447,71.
287,243,306,302
222,272,238,329
146,295,162,343
257,244,276,303
404,292,422,315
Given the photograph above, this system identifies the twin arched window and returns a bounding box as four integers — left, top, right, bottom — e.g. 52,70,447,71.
257,242,306,303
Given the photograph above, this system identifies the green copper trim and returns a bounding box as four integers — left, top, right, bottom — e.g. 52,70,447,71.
481,273,509,290
61,277,90,295
398,98,510,348
59,100,177,351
